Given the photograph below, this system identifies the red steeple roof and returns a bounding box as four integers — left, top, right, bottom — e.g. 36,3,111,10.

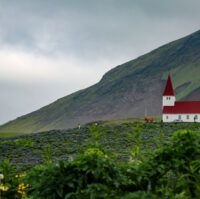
163,75,175,96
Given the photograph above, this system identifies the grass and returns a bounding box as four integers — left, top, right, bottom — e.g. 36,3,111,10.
0,132,27,138
0,116,162,138
103,116,162,125
163,64,200,100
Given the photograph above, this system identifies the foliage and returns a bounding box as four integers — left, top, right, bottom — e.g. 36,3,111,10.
0,122,200,170
122,130,200,198
0,124,200,198
1,140,13,146
41,144,55,165
1,138,34,148
22,128,200,199
25,152,127,199
0,159,29,198
126,123,145,163
14,138,34,148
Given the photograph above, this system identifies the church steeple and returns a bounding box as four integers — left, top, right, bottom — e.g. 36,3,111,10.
162,75,176,107
163,75,175,96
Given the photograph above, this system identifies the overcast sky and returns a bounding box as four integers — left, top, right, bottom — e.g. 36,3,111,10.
0,0,200,125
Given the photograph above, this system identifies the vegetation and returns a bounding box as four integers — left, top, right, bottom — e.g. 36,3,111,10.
1,121,200,170
0,122,199,198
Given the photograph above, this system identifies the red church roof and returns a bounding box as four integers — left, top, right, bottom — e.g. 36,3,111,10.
163,101,200,114
163,75,175,96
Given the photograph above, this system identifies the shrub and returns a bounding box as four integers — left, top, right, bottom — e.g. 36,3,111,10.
0,159,29,198
25,149,128,199
122,130,200,198
14,138,34,148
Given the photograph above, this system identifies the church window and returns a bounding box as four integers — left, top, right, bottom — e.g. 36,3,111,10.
169,97,171,100
187,115,189,120
194,115,198,122
166,115,168,119
178,115,181,120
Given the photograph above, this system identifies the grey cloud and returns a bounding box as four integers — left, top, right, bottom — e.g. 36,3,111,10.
0,1,199,59
1,0,199,58
132,0,200,18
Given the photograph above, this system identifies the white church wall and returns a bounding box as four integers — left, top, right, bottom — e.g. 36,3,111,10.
163,114,200,123
163,96,176,106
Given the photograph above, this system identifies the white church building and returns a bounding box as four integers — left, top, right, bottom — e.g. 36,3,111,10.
162,75,200,122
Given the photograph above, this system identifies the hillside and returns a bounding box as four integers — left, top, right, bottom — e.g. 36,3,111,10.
1,30,200,133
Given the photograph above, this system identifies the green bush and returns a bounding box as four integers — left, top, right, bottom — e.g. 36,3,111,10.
14,138,34,148
25,150,128,199
0,159,29,199
24,130,199,199
122,130,200,198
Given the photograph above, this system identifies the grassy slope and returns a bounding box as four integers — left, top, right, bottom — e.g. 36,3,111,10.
0,116,162,137
0,132,27,138
161,31,200,100
103,116,162,125
0,30,200,133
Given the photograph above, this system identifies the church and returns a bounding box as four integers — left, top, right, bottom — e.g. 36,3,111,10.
162,75,200,122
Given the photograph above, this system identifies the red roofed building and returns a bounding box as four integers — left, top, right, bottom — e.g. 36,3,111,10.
162,75,200,122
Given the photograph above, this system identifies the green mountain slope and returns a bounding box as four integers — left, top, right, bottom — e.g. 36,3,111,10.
1,30,200,133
